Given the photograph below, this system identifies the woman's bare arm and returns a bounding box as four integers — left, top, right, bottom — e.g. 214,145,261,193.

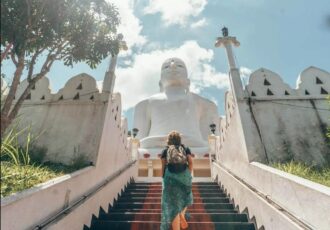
187,155,193,174
161,158,166,177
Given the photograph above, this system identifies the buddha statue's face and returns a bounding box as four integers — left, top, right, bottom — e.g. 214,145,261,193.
160,58,189,91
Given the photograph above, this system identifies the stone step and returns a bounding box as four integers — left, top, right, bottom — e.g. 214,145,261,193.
106,209,238,214
121,192,228,198
98,213,248,222
90,220,255,230
124,188,224,193
133,182,217,185
129,184,219,188
118,197,230,203
113,202,234,210
87,181,256,230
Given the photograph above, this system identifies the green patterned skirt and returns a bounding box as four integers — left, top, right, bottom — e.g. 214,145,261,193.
160,168,193,230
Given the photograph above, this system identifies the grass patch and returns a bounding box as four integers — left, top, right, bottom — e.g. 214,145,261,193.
272,161,330,187
0,161,86,198
1,123,90,198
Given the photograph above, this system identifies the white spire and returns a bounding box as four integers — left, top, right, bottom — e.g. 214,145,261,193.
215,27,245,101
102,34,128,94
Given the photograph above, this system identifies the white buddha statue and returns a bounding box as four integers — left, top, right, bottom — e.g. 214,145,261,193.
133,57,219,158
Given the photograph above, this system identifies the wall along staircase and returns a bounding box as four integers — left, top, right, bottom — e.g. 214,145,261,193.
86,181,256,230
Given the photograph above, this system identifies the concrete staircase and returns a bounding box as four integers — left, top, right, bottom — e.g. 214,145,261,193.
86,181,256,230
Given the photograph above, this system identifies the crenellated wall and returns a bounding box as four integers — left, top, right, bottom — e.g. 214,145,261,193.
1,79,138,230
9,73,128,165
212,66,330,230
247,66,330,98
217,66,330,166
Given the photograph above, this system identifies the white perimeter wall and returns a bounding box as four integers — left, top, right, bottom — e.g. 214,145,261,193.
213,66,330,229
7,73,130,165
1,73,137,230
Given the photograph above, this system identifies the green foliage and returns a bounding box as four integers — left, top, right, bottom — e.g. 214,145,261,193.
1,123,33,165
1,0,121,136
29,146,47,164
0,161,78,197
71,153,90,169
272,161,330,187
1,125,88,197
1,0,120,67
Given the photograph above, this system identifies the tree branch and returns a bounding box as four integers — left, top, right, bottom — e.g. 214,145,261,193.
27,48,44,82
7,53,58,124
7,72,43,124
10,51,18,67
1,55,25,117
1,43,13,63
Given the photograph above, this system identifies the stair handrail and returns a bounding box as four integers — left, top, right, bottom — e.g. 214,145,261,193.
212,161,314,230
32,160,137,230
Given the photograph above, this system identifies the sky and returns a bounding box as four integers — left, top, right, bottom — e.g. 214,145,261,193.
2,0,330,129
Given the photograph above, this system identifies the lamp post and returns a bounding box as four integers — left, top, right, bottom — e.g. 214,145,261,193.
222,27,228,37
131,128,139,161
209,123,216,135
132,128,139,138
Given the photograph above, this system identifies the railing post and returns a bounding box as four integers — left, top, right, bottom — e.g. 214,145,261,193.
147,160,153,177
131,138,140,161
208,134,217,178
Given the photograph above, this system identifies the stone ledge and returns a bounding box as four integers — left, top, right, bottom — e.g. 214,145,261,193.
1,166,94,206
213,163,309,230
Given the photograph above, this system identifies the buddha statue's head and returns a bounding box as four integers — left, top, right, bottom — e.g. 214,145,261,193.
159,57,190,92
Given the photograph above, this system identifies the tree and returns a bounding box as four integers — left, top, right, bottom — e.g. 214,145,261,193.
0,0,120,137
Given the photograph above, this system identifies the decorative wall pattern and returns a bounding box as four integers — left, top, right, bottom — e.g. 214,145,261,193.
9,73,128,165
296,66,330,96
217,66,330,166
246,66,330,98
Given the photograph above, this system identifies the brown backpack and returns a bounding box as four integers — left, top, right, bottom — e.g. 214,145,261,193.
166,145,187,165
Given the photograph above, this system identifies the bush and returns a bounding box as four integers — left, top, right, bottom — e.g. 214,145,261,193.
29,146,47,164
71,153,90,170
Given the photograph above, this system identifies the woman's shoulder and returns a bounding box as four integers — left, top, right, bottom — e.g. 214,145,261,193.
161,147,168,158
181,144,191,154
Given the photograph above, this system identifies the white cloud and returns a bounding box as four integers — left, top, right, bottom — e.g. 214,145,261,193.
210,96,219,106
190,18,207,28
240,66,253,87
108,0,147,52
111,40,229,111
143,0,207,27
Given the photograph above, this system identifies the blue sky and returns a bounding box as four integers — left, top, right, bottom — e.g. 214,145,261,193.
2,0,330,129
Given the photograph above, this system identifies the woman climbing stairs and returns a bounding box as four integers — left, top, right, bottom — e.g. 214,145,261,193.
86,181,256,230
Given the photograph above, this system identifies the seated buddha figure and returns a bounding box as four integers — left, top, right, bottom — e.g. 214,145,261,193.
133,57,219,158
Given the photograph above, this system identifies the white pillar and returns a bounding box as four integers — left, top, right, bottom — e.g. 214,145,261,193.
131,138,140,161
208,134,217,178
102,34,128,94
147,160,153,177
102,55,118,94
215,31,245,102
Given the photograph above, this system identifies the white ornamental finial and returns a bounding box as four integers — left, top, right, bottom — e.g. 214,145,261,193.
215,27,240,69
215,27,245,101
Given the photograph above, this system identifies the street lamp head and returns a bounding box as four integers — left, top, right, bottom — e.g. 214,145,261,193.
222,27,229,37
209,123,216,134
132,128,139,138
